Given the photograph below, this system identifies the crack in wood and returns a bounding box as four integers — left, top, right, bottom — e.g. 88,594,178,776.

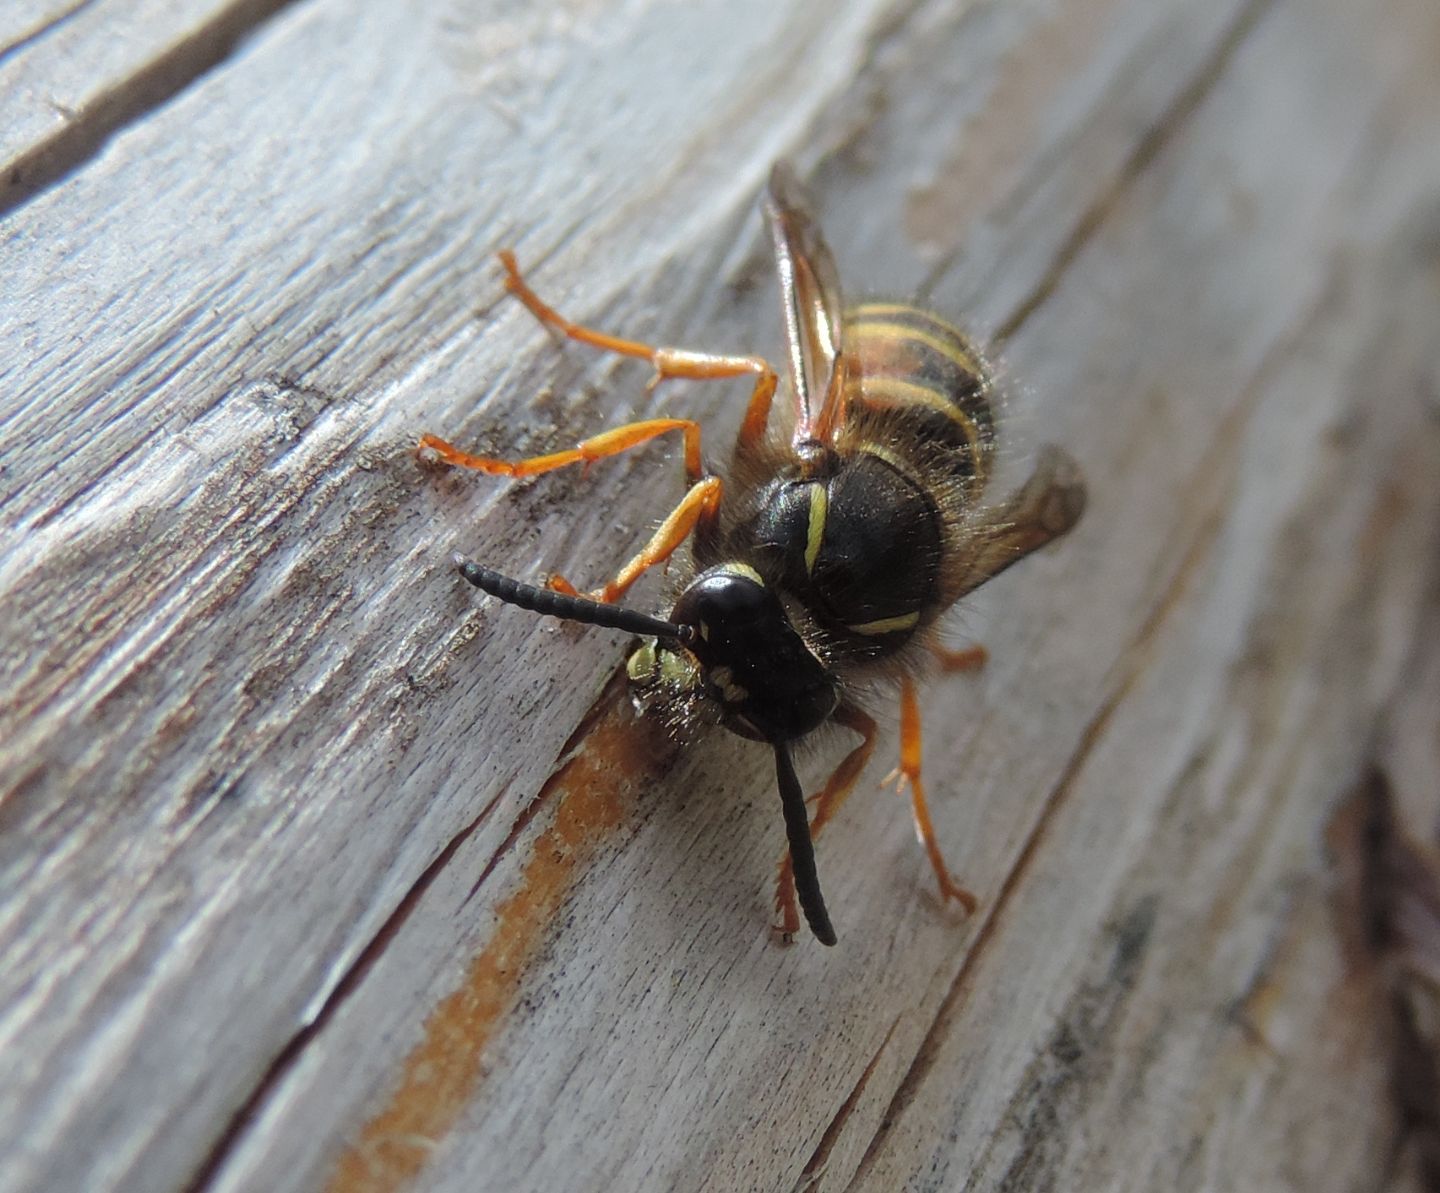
4,0,1435,1180
180,664,674,1192
463,670,634,905
1337,765,1440,1190
834,200,1425,1183
985,895,1161,1190
320,677,682,1193
180,781,510,1193
795,1016,902,1193
990,0,1278,343
844,402,1242,1189
182,4,1288,1181
1,0,310,217
178,672,648,1193
0,0,102,68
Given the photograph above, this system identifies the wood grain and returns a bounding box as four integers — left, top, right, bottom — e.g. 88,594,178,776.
2,0,1438,1190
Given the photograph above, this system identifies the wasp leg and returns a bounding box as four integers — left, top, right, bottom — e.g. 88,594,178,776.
419,416,705,484
499,251,779,457
546,475,723,604
883,676,977,914
774,704,877,939
419,422,718,598
934,644,988,673
945,445,1087,603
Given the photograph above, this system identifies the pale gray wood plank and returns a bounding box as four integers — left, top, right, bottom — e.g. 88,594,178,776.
0,0,99,50
0,0,300,206
2,0,1438,1189
2,1,990,1188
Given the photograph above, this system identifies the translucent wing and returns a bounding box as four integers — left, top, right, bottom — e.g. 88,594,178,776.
765,162,847,445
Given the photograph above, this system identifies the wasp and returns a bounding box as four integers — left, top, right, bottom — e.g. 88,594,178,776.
421,163,1085,945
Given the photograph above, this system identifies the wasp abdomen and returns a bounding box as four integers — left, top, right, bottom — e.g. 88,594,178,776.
843,303,996,493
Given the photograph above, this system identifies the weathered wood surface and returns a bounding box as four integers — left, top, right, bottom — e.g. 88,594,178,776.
3,0,1440,1190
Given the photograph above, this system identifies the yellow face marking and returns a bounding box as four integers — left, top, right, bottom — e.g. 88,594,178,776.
804,483,828,575
849,320,980,374
627,642,699,690
720,562,764,585
626,641,658,683
661,650,699,686
848,610,921,636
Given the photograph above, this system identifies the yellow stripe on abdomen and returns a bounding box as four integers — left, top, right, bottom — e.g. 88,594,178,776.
844,302,996,491
846,319,982,374
846,376,984,465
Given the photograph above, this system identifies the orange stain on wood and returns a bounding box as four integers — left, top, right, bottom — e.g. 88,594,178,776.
325,690,677,1192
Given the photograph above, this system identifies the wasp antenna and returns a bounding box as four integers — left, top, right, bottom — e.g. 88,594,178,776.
773,743,837,946
453,555,694,645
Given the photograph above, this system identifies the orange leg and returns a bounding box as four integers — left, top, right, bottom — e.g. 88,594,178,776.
547,476,723,604
419,417,705,485
887,676,978,913
499,250,779,456
934,644,988,673
775,704,877,939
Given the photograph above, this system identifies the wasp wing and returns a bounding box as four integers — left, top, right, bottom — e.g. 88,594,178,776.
765,162,847,445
